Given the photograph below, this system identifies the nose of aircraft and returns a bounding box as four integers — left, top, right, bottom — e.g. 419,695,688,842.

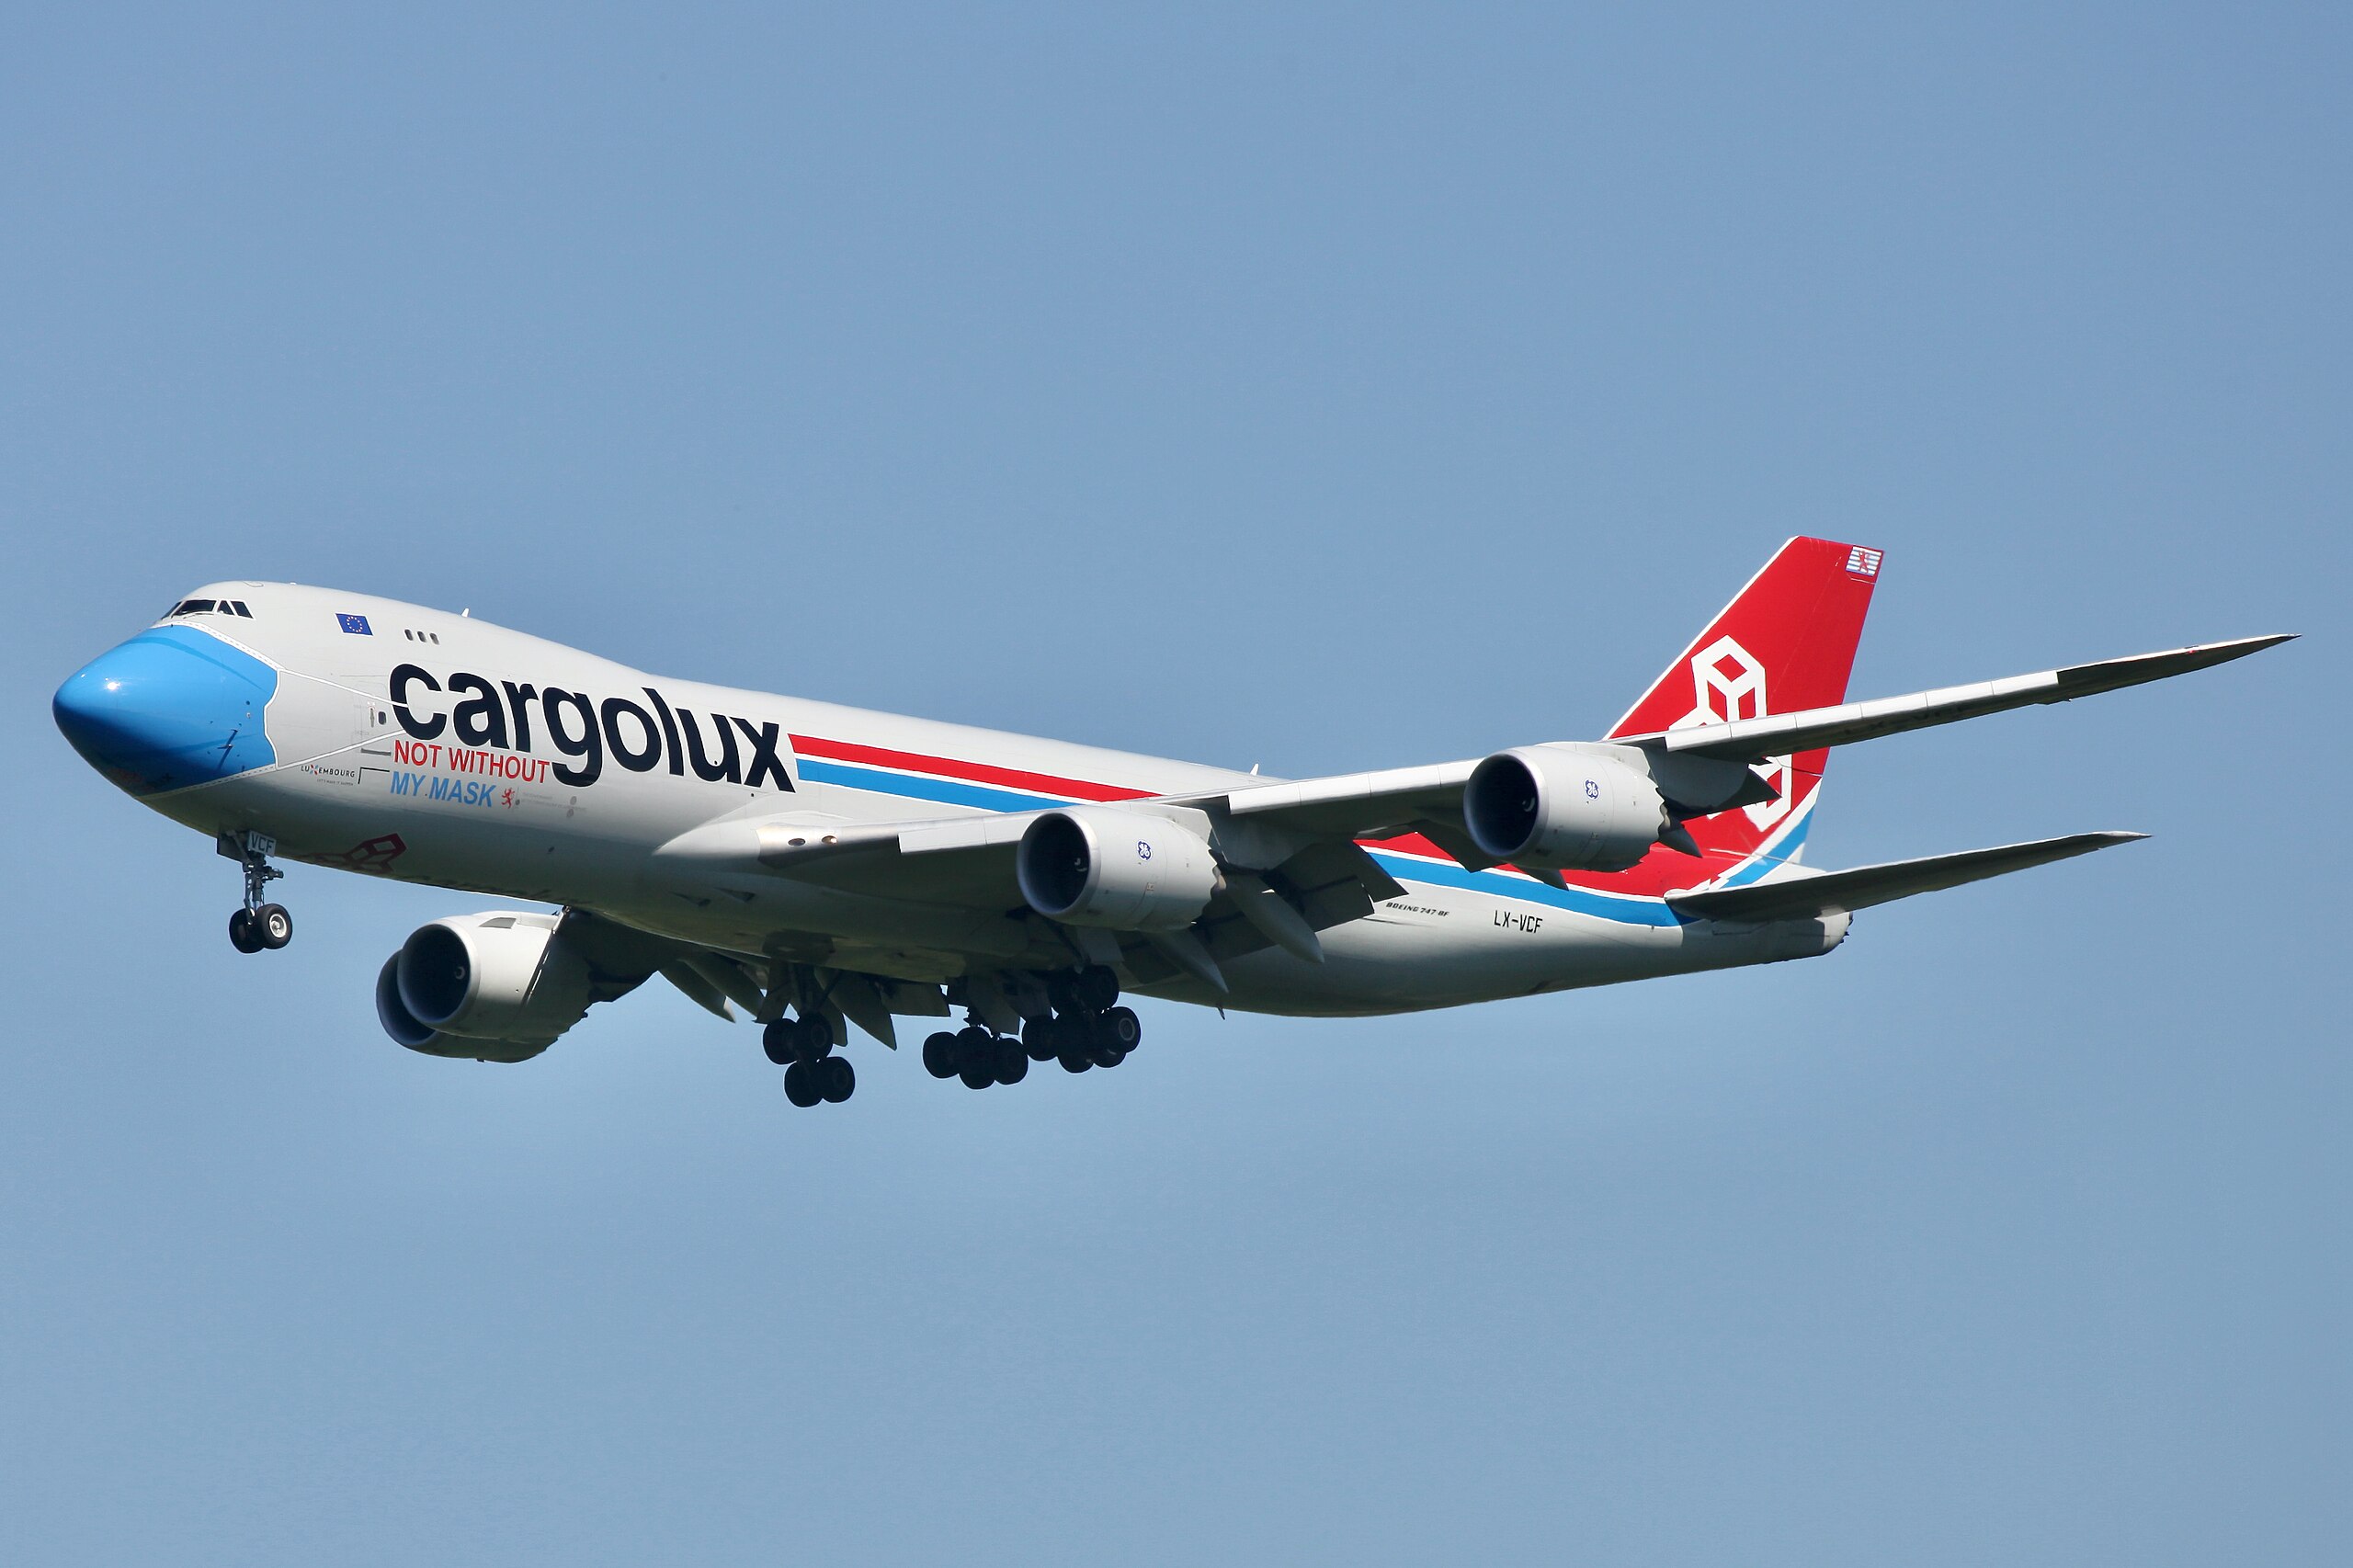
52,626,278,796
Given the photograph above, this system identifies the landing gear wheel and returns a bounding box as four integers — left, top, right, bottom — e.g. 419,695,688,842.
763,1019,798,1066
993,1039,1029,1085
783,1061,823,1108
818,1056,855,1103
256,903,293,949
793,1016,835,1062
1023,1017,1061,1062
959,1059,995,1090
228,908,263,954
1101,1006,1141,1052
923,1031,960,1079
1076,965,1120,1013
1090,1040,1126,1068
1059,1050,1092,1074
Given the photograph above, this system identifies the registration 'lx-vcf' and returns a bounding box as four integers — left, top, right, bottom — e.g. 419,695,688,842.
51,541,2290,1109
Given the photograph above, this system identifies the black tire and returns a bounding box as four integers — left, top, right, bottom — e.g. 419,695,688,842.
1059,1051,1091,1074
1101,1006,1141,1051
1077,965,1120,1012
228,908,263,954
1023,1017,1060,1062
819,1056,855,1103
922,1031,960,1079
959,1060,995,1090
993,1039,1029,1085
796,1015,835,1062
953,1024,993,1068
1090,1040,1125,1068
256,903,293,949
783,1062,822,1108
763,1019,798,1066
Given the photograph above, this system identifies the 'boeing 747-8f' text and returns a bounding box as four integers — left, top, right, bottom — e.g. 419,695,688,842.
52,541,2290,1108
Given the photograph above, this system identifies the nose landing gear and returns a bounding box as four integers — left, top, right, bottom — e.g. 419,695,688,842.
220,831,291,953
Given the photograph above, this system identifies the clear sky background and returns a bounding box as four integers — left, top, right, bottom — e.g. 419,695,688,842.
3,6,2344,1564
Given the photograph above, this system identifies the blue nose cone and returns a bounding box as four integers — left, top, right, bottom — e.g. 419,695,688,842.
53,626,278,796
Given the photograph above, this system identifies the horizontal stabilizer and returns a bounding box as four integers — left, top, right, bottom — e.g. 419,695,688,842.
1666,831,2147,923
1643,634,2292,764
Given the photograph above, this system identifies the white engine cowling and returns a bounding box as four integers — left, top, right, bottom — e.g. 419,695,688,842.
373,912,595,1062
1462,745,1671,871
1016,807,1219,930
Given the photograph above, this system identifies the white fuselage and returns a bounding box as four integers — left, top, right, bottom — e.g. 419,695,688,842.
108,583,1844,1017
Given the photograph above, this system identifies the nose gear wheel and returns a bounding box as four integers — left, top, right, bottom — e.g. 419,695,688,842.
220,831,290,953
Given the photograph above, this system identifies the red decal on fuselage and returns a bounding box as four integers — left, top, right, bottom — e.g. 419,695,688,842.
789,734,1153,804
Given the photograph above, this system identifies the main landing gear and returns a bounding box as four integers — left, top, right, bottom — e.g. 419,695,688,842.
922,967,1142,1089
765,1013,855,1108
222,831,292,955
922,1023,1031,1089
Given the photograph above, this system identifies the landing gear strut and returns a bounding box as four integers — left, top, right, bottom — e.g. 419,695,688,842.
221,831,291,954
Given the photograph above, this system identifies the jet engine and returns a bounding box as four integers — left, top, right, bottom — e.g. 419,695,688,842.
1016,807,1219,930
1462,744,1673,871
373,911,596,1062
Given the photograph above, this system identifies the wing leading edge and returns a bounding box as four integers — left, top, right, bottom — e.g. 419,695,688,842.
1634,635,2293,765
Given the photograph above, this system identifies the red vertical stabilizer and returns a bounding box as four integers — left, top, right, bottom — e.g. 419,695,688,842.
1608,538,1882,871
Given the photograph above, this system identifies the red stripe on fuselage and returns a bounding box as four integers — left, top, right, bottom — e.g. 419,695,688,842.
788,734,1153,804
1358,831,1772,897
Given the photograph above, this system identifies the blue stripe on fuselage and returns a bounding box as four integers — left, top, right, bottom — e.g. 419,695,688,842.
796,756,1072,813
1368,807,1813,926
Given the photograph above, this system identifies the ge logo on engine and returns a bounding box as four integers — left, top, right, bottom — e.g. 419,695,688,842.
1584,778,1600,801
1137,841,1152,860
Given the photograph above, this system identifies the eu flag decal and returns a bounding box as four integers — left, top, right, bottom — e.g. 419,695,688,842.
336,612,373,635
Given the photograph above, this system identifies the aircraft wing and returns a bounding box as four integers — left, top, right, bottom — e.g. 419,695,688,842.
1630,635,2291,765
1174,635,2289,858
652,806,1406,997
1189,760,1506,868
1664,831,2144,922
656,810,1040,905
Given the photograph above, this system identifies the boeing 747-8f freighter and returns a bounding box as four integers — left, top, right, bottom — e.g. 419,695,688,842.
52,540,2287,1108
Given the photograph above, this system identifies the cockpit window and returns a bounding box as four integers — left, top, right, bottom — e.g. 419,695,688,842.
163,597,254,619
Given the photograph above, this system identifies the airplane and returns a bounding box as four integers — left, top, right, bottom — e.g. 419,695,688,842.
51,538,2288,1108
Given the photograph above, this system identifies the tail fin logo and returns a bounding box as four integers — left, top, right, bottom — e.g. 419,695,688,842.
1675,635,1792,828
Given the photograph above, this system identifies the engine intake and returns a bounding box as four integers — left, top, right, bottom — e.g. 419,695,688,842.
1016,807,1218,930
373,912,595,1062
1462,745,1671,871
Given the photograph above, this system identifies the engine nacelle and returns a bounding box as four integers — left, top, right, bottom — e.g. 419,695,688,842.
1462,744,1672,871
1016,807,1219,930
373,912,594,1062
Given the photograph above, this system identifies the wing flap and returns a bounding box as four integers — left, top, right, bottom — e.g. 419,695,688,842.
1666,831,2146,923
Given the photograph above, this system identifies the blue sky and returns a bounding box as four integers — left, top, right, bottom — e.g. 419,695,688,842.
3,6,2344,1563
